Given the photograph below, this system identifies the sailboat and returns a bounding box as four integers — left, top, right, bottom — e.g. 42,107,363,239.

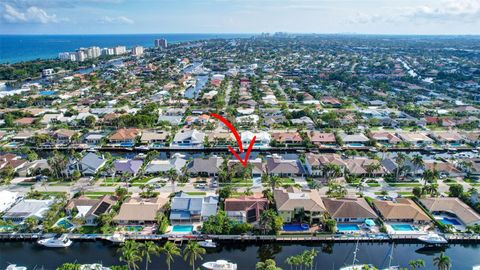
339,241,375,270
381,244,400,270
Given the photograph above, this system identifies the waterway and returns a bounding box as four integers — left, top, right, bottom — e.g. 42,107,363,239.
0,242,479,270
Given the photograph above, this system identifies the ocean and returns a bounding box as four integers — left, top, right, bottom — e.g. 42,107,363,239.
0,34,252,64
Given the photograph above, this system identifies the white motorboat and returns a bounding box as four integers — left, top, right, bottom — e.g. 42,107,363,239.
37,234,72,247
6,265,27,270
202,260,237,270
80,264,111,270
418,233,448,244
198,239,217,248
104,233,125,243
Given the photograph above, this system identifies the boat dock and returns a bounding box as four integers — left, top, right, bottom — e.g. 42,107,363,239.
1,233,479,244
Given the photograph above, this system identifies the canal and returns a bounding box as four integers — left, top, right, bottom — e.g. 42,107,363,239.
0,241,479,269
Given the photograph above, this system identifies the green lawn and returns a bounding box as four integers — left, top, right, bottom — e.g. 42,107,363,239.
84,191,114,198
49,182,73,186
186,192,206,196
388,182,421,187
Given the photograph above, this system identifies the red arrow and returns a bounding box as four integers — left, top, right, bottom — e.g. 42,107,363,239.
210,113,256,167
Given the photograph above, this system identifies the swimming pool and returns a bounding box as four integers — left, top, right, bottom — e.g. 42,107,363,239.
337,224,360,232
55,218,74,229
348,143,364,147
282,224,309,231
438,217,462,226
39,90,56,96
171,225,193,233
125,225,143,232
391,224,416,231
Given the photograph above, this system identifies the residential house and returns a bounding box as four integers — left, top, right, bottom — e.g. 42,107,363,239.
340,133,370,147
0,154,27,172
271,132,303,146
321,97,342,107
113,196,168,225
291,116,315,129
228,158,265,177
274,187,326,224
307,132,336,148
345,158,385,176
83,132,106,145
206,131,235,147
266,154,304,177
397,132,434,147
304,153,346,177
424,160,465,177
373,198,431,224
52,129,77,145
157,108,185,125
430,131,464,146
140,130,169,147
65,195,117,226
170,192,219,223
368,131,402,146
224,195,268,223
114,159,143,176
419,197,480,227
241,131,271,149
322,197,378,223
460,158,480,180
108,128,141,146
187,156,223,176
77,152,107,176
172,129,205,148
461,131,480,146
2,199,54,224
0,190,18,213
145,153,188,175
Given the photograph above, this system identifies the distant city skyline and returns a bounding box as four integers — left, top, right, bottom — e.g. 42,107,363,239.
1,0,480,35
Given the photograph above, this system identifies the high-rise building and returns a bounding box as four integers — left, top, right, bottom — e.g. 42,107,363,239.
102,48,115,56
155,38,168,49
132,46,144,56
76,50,87,62
59,52,71,61
114,46,127,55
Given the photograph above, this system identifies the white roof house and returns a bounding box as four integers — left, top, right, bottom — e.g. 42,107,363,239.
0,190,19,213
2,199,54,223
241,131,271,148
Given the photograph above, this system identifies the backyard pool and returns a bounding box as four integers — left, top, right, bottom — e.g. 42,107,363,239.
337,224,361,232
55,218,74,230
282,224,309,231
125,225,143,232
39,90,56,96
391,224,416,232
171,225,193,233
348,143,364,147
438,217,462,226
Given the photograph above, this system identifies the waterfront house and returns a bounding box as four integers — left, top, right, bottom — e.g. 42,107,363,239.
430,131,464,146
108,128,141,146
206,131,235,147
171,129,205,148
340,133,370,147
51,129,77,145
368,131,402,147
3,199,54,224
66,195,117,226
459,158,480,180
274,187,326,224
266,154,304,177
396,132,434,147
372,198,430,224
306,132,336,148
77,152,107,176
241,131,271,149
419,197,480,227
145,153,188,175
187,156,223,176
0,190,19,213
114,159,143,176
157,108,185,125
271,131,303,146
460,131,480,146
17,159,51,177
113,196,168,225
321,97,342,107
424,160,465,177
83,132,106,145
304,153,346,177
224,195,268,223
322,197,378,223
169,192,219,223
140,130,169,147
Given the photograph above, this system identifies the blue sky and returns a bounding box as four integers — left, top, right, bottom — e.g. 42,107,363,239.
1,0,480,35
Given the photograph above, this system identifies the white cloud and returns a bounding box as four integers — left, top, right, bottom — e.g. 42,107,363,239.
2,3,58,23
99,15,134,24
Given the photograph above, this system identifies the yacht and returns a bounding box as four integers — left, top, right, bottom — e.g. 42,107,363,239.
381,244,400,270
6,265,27,270
340,241,375,270
104,233,126,243
418,233,448,244
202,260,237,270
198,239,217,248
37,234,72,248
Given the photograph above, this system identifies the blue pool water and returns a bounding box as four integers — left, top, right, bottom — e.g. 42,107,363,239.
120,142,134,147
125,225,143,232
282,224,309,231
337,224,360,232
39,90,56,96
391,224,416,231
348,143,364,147
450,143,462,147
439,217,462,226
56,218,74,229
172,225,193,233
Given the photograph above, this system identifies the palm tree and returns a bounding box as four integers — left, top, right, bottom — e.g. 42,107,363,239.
167,168,178,193
395,153,408,180
119,240,142,270
263,175,280,191
409,259,425,269
285,257,294,270
412,154,424,177
142,241,160,270
183,241,206,270
433,252,451,270
160,241,181,270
